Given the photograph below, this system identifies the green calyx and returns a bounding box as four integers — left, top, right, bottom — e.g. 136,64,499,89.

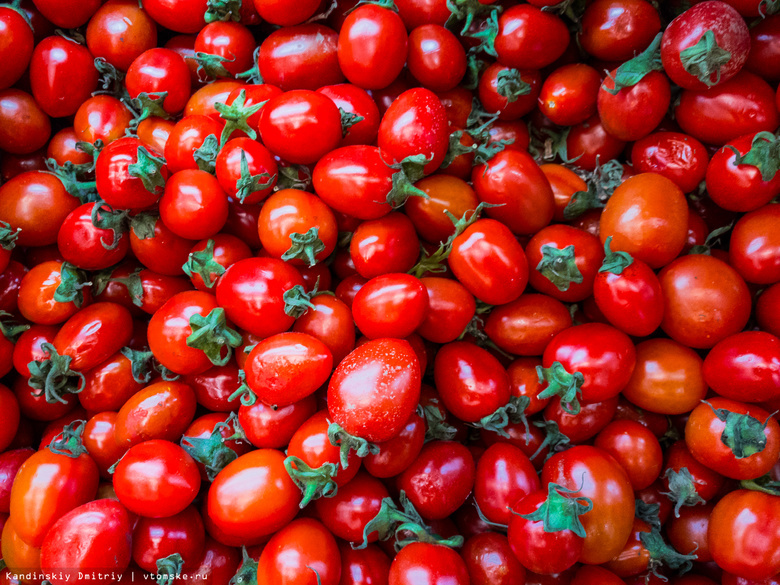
536,244,583,292
727,131,780,183
0,221,21,250
530,419,571,461
563,159,623,220
599,235,634,275
327,421,380,470
181,412,245,481
517,482,592,538
54,262,92,308
635,499,662,532
234,150,275,203
661,467,706,517
129,212,159,240
229,548,258,585
385,153,432,209
282,227,326,267
186,307,242,367
156,553,184,585
236,47,263,85
462,51,485,91
0,311,29,343
27,343,86,404
107,267,144,307
128,145,167,194
283,281,320,319
496,68,531,103
275,164,312,191
408,201,500,278
528,125,574,165
125,91,171,130
182,239,225,288
48,420,89,458
740,474,780,496
229,369,258,406
356,491,464,552
90,201,130,250
204,0,242,22
679,30,732,88
339,108,365,138
639,526,697,579
537,362,584,416
190,51,235,81
421,403,458,442
119,347,156,384
603,32,663,95
194,134,220,175
283,455,340,508
93,58,127,99
444,0,497,35
688,224,732,256
45,158,98,204
215,90,267,145
470,395,531,439
704,401,774,460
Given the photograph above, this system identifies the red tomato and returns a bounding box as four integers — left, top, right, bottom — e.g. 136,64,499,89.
86,0,157,71
631,132,709,194
495,5,569,69
126,48,192,114
363,411,426,479
350,212,421,278
538,64,601,127
0,90,51,154
142,0,209,33
0,7,34,90
703,331,780,403
388,543,469,585
598,69,671,142
352,273,429,339
416,277,476,345
132,505,205,572
215,137,278,204
579,0,660,61
729,204,780,284
474,443,540,526
461,532,526,585
594,420,663,490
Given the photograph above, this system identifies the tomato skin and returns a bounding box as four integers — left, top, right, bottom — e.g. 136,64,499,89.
114,380,197,448
245,332,332,408
216,257,304,338
0,385,19,453
160,170,229,240
389,542,469,585
350,212,420,278
495,5,569,70
30,0,101,28
0,7,34,90
745,15,780,82
73,95,133,145
0,90,51,155
315,471,389,543
130,216,195,276
666,502,713,563
461,532,525,585
207,449,301,545
578,0,660,61
86,0,157,71
318,83,380,147
253,0,319,26
703,331,780,403
142,0,209,33
398,440,475,520
215,138,278,205
478,64,541,121
126,48,192,114
165,115,225,174
448,218,529,306
631,132,709,195
594,420,663,490
407,24,465,93
9,445,99,547
328,338,421,443
39,499,132,584
133,505,205,573
542,446,635,565
0,449,34,514
597,70,671,142
194,22,255,79
239,395,317,450
95,136,168,210
338,542,391,585
57,203,130,271
83,412,125,479
730,204,780,285
472,150,554,236
675,71,780,146
338,5,408,90
2,518,43,580
259,25,344,91
661,1,750,91
406,175,478,245
483,294,570,357
293,294,356,366
352,274,429,340
709,490,780,580
538,64,600,127
622,338,707,415
474,443,539,526
659,254,751,349
185,80,243,118
363,411,426,479
416,277,476,345
113,439,200,518
566,115,627,172
600,173,688,269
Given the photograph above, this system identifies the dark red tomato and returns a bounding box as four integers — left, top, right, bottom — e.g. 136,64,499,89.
132,505,205,572
405,24,465,92
0,7,34,89
40,499,132,584
494,5,569,69
215,137,278,204
216,257,304,338
352,274,428,340
745,15,780,82
661,1,750,90
378,87,449,174
13,376,78,422
474,149,555,236
126,48,192,115
594,420,663,490
160,170,229,240
686,398,780,480
461,532,525,585
9,438,99,546
164,115,225,173
142,0,208,33
579,0,660,61
600,173,688,269
338,4,408,90
185,536,242,585
338,542,391,585
257,518,341,585
434,341,511,424
479,63,542,122
675,71,780,146
598,70,671,142
659,254,750,349
484,294,571,356
114,380,197,447
83,412,126,479
253,0,319,25
703,331,780,403
207,449,301,545
328,338,420,443
183,361,242,412
260,25,344,91
593,249,664,338
363,411,425,478
662,440,726,514
706,134,780,212
389,543,469,585
29,35,98,118
0,449,34,513
415,277,475,345
239,395,317,449
666,502,714,563
113,439,200,518
0,149,47,182
54,302,133,372
538,64,600,127
0,89,51,154
86,0,157,71
57,203,130,271
0,385,19,453
0,172,79,247
292,293,355,366
631,132,709,194
709,490,780,580
448,218,528,306
96,136,169,210
193,22,255,79
757,283,780,339
398,440,475,520
315,471,388,543
730,204,780,285
73,95,134,145
474,443,539,526
31,0,100,27
507,488,586,575
565,115,627,172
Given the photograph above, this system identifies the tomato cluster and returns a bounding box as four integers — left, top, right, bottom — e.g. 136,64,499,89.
1,0,780,584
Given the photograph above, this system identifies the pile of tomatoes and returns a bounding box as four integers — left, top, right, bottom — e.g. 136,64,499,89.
1,0,780,583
